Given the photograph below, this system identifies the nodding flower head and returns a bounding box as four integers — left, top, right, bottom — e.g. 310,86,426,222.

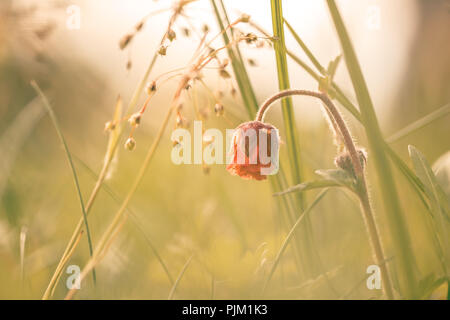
226,121,280,181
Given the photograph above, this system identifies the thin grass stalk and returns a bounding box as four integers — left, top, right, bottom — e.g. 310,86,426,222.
270,0,323,279
262,189,329,295
72,154,174,285
326,0,417,298
41,18,175,299
31,81,97,288
64,75,190,300
211,0,305,276
167,255,194,300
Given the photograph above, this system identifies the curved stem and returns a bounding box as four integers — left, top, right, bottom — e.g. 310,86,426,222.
256,89,395,299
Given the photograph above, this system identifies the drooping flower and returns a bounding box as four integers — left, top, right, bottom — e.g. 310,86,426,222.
226,121,280,181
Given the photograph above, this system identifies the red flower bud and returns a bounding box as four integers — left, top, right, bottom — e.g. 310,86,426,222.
226,121,279,180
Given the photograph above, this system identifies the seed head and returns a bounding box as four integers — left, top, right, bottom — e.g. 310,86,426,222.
239,13,251,23
135,21,144,32
247,58,257,67
125,137,136,151
146,81,157,94
119,34,133,50
243,33,257,44
182,27,190,37
219,69,231,79
167,29,176,42
128,113,141,127
214,103,224,116
158,45,167,56
104,121,116,132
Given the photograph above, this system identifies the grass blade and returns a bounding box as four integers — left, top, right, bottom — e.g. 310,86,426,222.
210,0,258,117
284,18,326,75
271,0,323,279
31,80,96,286
262,189,329,295
168,255,194,300
326,0,417,298
72,153,174,286
274,180,340,197
387,103,450,143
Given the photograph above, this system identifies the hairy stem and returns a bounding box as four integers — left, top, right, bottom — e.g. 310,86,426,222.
257,89,395,299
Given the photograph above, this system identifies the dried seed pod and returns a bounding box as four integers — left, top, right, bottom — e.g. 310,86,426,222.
158,45,167,56
214,103,224,116
167,29,176,42
135,21,144,31
126,60,132,70
119,34,133,50
182,27,190,37
104,121,116,132
202,24,210,33
230,87,237,97
128,113,141,126
244,33,257,44
146,81,157,94
125,137,136,151
219,69,231,79
239,13,251,23
247,58,257,67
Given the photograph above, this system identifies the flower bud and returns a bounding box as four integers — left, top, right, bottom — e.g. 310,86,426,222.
334,149,367,177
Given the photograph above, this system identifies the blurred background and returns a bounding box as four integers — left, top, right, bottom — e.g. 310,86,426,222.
0,0,449,299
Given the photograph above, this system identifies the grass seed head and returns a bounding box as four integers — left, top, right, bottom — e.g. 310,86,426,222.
128,113,141,127
168,29,177,41
158,45,167,56
119,33,133,50
125,137,136,151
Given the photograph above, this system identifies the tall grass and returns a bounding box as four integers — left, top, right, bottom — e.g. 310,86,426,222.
270,0,321,280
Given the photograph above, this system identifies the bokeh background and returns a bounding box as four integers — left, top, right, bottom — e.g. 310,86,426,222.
0,0,449,299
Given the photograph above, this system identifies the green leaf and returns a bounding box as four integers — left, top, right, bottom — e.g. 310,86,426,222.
409,145,450,267
273,180,340,197
327,55,342,80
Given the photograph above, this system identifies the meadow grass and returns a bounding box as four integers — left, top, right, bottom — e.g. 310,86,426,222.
2,0,448,300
